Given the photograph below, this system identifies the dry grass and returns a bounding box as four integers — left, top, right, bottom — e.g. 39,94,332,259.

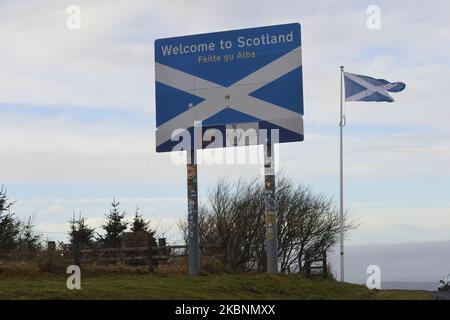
0,259,433,300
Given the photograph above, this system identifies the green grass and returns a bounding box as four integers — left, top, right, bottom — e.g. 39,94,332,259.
0,272,432,300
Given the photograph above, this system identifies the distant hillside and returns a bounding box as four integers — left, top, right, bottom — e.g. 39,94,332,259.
329,240,450,287
382,282,437,291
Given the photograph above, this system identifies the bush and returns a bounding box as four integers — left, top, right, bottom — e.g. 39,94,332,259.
180,176,358,273
201,256,230,275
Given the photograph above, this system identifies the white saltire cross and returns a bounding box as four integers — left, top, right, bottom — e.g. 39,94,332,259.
155,47,303,148
344,72,397,102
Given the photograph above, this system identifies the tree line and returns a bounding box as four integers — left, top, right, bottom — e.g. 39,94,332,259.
69,198,156,250
0,186,156,256
1,176,357,273
0,186,41,256
179,176,357,273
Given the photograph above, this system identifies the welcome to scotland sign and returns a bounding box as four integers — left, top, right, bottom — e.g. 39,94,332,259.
155,23,304,153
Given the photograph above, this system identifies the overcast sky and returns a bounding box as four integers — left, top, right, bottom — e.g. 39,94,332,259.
1,0,449,282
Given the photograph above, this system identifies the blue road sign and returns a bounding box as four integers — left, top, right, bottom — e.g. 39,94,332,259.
155,23,303,153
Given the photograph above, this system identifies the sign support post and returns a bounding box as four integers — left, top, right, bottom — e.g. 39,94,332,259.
264,142,278,274
187,149,200,276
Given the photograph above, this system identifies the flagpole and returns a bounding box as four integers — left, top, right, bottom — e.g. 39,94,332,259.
339,65,345,283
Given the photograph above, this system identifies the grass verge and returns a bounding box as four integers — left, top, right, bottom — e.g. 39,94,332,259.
0,272,432,300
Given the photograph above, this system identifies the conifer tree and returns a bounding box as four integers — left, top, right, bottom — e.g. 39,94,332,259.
0,186,20,254
131,207,149,232
99,198,128,248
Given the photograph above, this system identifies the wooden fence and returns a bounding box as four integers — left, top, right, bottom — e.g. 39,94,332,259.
304,251,328,278
74,243,188,272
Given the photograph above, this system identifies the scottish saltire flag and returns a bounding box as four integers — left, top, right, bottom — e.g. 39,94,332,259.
344,72,406,102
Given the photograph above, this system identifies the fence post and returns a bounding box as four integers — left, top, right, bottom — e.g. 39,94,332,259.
74,242,80,266
305,252,311,278
147,237,154,273
47,241,56,253
158,238,167,257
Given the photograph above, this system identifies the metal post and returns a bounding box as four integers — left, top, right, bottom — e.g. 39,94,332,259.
187,149,200,276
264,142,278,274
339,66,345,283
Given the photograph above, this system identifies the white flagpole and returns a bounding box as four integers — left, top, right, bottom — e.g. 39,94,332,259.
339,66,345,283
